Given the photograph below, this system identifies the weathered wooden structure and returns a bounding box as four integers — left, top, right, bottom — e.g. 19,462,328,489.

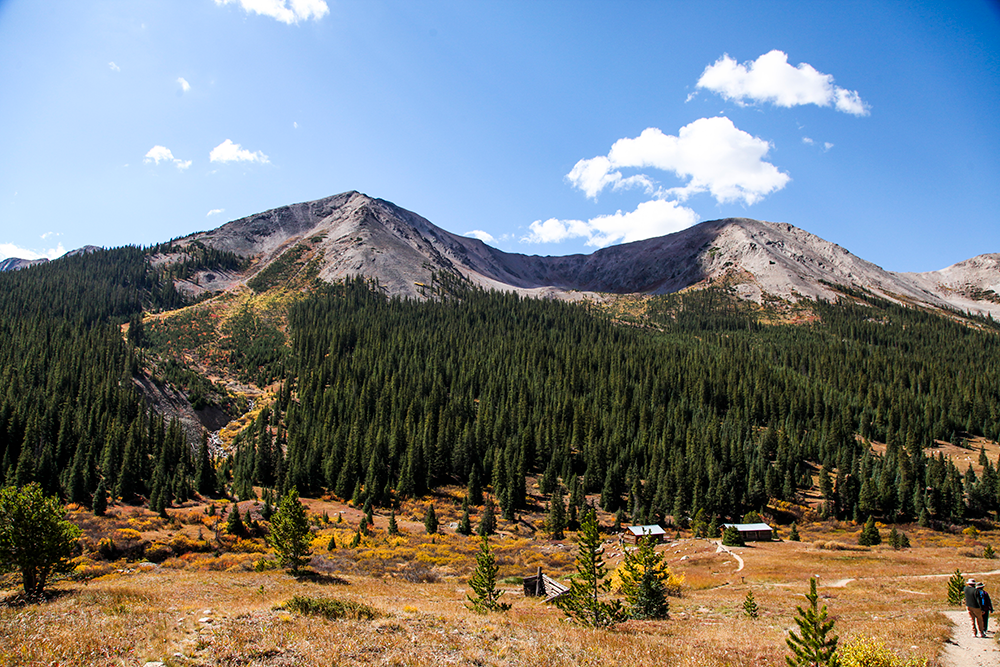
523,567,569,602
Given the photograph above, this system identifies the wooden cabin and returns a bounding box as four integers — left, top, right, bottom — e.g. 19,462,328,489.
721,522,774,542
626,524,667,544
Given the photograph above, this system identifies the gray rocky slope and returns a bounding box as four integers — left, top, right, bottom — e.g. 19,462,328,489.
101,190,1000,318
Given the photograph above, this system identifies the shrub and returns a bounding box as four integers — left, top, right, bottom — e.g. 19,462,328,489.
838,637,927,667
278,595,381,621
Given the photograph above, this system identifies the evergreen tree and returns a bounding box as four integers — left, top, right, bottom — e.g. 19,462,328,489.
888,526,900,549
789,522,801,542
545,485,567,540
555,508,627,627
986,544,996,559
947,569,965,605
194,434,216,496
618,535,670,620
744,589,760,619
424,504,439,535
456,497,472,536
227,503,244,536
722,524,745,547
898,532,910,549
786,578,840,667
92,476,108,517
858,515,881,546
327,531,337,550
466,536,511,613
477,495,496,536
268,488,312,574
388,509,400,536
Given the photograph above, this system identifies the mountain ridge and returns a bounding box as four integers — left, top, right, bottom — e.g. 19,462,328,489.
5,192,998,317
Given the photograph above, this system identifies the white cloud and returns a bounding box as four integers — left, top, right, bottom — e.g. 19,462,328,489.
464,230,496,244
802,137,815,145
207,209,225,217
697,50,869,116
824,142,834,152
0,242,66,261
215,0,329,24
177,77,191,92
40,231,59,240
293,121,298,129
209,139,269,164
567,117,790,206
108,62,120,72
144,145,192,170
522,199,700,248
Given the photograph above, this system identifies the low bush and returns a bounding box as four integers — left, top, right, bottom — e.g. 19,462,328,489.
277,595,381,621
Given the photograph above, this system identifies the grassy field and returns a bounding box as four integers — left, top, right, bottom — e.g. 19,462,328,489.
2,492,995,667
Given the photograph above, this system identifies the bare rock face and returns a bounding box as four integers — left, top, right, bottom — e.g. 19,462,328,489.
172,191,1000,317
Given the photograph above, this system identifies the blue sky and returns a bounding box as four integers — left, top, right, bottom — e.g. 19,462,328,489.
0,1,997,272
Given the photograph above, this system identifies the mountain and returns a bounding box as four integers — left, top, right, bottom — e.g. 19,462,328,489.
0,257,47,272
0,245,102,272
167,191,1000,317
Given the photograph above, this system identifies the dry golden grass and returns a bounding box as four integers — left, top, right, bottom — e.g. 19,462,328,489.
8,494,998,666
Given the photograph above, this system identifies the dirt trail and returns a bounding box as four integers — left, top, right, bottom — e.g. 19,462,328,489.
941,610,1000,667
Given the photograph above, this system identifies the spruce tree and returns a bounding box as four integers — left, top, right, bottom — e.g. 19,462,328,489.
555,508,627,627
92,476,108,517
388,509,400,536
227,503,244,536
786,578,839,667
477,495,496,536
466,536,511,613
858,515,881,546
327,531,337,550
268,488,312,574
456,497,472,536
722,524,744,547
789,522,801,542
545,485,567,540
619,535,670,620
424,504,438,535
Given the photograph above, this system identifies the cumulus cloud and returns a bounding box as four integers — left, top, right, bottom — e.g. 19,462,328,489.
567,117,790,206
522,199,700,248
0,242,66,261
177,77,191,92
144,145,192,170
207,209,225,217
215,0,329,24
697,50,869,116
209,139,269,164
108,62,120,72
464,230,496,244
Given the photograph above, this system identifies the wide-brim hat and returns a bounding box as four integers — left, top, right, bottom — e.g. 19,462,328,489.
978,583,986,589
969,579,978,584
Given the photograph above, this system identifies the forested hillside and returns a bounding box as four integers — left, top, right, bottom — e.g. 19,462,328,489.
233,277,1000,526
2,248,999,530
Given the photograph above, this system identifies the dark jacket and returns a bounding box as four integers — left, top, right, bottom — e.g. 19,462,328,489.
980,590,994,614
967,585,982,608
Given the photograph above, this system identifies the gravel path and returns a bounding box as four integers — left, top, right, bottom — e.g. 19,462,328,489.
941,610,1000,667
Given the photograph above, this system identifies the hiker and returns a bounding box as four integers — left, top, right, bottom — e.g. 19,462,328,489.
966,578,987,637
978,582,994,635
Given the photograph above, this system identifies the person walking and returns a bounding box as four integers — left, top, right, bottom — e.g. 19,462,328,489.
966,578,986,637
977,582,994,636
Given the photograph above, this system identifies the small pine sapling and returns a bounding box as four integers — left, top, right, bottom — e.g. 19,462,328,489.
388,509,399,536
986,544,997,559
743,589,760,619
789,522,801,542
947,569,965,605
898,532,910,549
466,536,511,613
327,532,337,550
268,488,312,574
786,577,839,667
